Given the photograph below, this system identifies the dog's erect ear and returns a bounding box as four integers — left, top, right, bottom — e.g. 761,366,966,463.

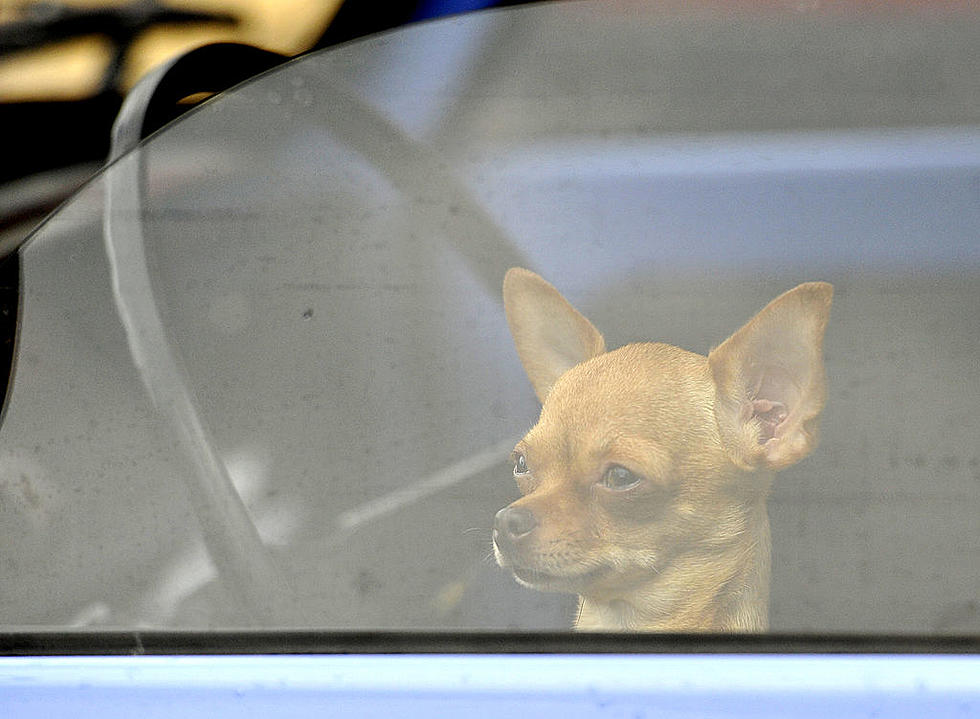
708,282,833,471
503,268,606,403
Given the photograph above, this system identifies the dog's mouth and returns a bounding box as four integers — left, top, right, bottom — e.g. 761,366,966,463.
494,531,613,592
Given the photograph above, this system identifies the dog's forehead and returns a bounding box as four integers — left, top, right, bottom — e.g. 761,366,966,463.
530,342,715,452
553,342,710,407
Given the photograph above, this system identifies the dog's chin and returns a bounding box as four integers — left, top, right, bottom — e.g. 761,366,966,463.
509,564,609,594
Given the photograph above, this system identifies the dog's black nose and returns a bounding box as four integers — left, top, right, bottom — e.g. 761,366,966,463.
494,505,537,543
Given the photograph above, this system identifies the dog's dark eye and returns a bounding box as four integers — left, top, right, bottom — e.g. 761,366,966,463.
513,453,529,476
601,465,642,491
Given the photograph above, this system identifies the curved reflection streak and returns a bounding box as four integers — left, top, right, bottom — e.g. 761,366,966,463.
103,85,291,623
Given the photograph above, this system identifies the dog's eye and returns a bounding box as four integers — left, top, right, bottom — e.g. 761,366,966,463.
513,453,529,476
600,465,642,491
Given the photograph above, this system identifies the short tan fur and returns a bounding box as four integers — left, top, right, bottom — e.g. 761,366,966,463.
494,268,832,631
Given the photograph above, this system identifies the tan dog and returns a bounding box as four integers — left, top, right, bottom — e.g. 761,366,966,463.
493,268,832,631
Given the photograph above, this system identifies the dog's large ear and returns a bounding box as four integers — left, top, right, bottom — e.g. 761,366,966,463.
503,268,606,403
708,282,833,471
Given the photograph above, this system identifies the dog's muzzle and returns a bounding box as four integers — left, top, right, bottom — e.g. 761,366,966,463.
492,505,537,558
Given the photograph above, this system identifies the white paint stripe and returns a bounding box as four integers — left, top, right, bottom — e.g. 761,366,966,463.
465,126,980,179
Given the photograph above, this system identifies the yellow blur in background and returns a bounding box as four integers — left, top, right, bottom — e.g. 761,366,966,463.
0,0,343,101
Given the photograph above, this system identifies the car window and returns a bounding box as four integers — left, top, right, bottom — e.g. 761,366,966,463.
2,0,979,637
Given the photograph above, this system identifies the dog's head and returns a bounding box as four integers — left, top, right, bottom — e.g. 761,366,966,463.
493,268,832,602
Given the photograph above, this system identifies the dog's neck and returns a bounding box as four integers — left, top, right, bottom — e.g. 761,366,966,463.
575,498,773,632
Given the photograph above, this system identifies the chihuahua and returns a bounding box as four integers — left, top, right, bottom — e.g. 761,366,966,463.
493,268,832,631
